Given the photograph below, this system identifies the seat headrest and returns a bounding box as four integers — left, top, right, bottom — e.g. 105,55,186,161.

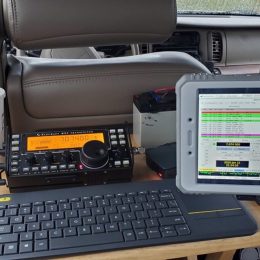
3,0,176,50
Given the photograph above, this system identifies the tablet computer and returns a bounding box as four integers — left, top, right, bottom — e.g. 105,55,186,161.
176,73,260,195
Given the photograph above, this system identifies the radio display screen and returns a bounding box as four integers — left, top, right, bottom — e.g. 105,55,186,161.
27,133,105,151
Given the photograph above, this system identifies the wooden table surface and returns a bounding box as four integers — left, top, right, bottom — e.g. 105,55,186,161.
1,153,260,260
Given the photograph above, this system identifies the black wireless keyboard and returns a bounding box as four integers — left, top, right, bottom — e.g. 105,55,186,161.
0,180,257,259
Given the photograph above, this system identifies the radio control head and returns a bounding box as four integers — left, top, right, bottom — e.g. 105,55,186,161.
81,141,109,169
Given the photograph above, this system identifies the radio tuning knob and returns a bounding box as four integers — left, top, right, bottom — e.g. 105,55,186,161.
26,154,37,166
62,151,72,163
44,152,54,164
81,140,109,169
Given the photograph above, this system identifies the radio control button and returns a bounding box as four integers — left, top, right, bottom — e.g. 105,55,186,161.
68,164,76,169
23,167,30,173
12,134,20,139
123,160,130,166
11,147,19,152
11,161,18,166
41,166,49,171
120,140,126,145
115,161,121,166
50,165,58,171
59,164,67,170
111,141,118,146
109,129,116,134
110,135,117,140
11,140,20,146
32,167,39,172
11,155,19,160
118,129,124,133
119,134,125,139
11,168,18,173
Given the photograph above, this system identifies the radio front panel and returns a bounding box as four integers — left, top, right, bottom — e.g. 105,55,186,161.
7,126,133,191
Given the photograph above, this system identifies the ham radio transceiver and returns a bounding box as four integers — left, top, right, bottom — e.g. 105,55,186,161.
7,126,133,191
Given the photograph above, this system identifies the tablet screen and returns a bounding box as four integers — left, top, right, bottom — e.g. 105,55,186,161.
197,88,260,185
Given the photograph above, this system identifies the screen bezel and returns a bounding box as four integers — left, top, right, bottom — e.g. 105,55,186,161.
176,77,260,195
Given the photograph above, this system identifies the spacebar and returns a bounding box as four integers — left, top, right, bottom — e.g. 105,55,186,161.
50,232,124,250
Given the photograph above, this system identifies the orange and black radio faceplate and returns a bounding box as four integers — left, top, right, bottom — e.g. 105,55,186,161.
7,126,133,192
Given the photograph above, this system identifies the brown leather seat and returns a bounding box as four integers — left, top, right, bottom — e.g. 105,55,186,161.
3,0,210,133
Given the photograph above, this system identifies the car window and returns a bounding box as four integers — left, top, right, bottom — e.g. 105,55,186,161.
177,0,260,16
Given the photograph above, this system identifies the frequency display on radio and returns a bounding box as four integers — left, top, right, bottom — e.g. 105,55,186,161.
27,133,105,151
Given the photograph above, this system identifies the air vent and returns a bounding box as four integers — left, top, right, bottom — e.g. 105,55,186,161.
208,32,223,63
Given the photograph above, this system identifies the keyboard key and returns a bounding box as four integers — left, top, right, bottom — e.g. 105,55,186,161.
0,217,9,225
145,219,159,228
162,208,181,217
35,239,48,251
123,212,136,221
110,214,123,223
92,207,104,216
20,232,33,241
65,210,78,218
0,225,11,234
167,200,178,208
132,220,145,229
50,233,124,250
162,229,178,237
46,204,58,212
5,208,18,216
119,221,132,230
135,229,147,240
176,225,191,236
25,215,37,223
0,233,18,243
27,222,40,231
92,224,105,234
19,241,33,253
123,230,136,241
52,212,64,220
147,227,161,239
105,206,117,214
79,209,91,217
56,219,68,228
13,224,26,233
10,216,23,224
96,215,109,224
50,229,63,238
42,221,54,230
19,207,31,215
117,205,130,213
105,223,118,232
172,216,186,224
4,243,18,255
155,201,167,209
38,213,51,221
69,218,82,227
33,205,45,214
64,227,77,237
35,230,48,240
83,216,96,225
136,211,149,220
148,210,162,218
78,226,91,235
159,217,176,226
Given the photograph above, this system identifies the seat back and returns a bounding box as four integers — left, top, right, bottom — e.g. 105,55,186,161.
3,0,210,133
